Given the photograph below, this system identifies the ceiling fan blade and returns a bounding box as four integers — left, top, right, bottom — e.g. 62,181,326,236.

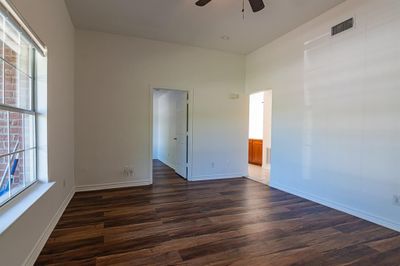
195,0,212,7
248,0,265,12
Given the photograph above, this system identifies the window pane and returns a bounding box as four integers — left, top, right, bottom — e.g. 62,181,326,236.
9,112,35,151
23,113,35,149
9,112,24,152
18,71,32,109
20,36,32,76
1,18,33,110
23,149,36,185
4,21,18,56
4,42,17,70
3,28,21,108
2,20,32,77
4,64,32,110
0,17,3,105
10,149,36,196
0,11,37,207
0,15,4,59
4,62,17,106
0,155,10,205
0,60,4,104
9,111,22,152
0,110,8,156
20,71,32,108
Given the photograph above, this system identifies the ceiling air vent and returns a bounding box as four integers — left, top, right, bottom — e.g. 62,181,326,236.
331,18,354,36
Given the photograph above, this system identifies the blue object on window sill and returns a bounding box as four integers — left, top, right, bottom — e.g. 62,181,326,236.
0,181,9,196
0,158,19,197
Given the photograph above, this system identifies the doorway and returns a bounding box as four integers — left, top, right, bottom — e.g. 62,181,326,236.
247,90,272,184
152,88,190,181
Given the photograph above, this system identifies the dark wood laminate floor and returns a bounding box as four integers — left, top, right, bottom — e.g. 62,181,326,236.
36,160,400,265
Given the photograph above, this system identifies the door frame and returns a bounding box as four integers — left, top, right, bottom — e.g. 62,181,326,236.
149,86,194,183
246,89,273,178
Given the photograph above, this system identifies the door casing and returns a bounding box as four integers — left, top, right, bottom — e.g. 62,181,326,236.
149,86,193,183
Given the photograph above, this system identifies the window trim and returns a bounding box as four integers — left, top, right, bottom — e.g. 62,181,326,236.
0,9,38,208
0,181,53,234
0,103,35,115
0,146,36,159
0,177,37,207
0,0,47,56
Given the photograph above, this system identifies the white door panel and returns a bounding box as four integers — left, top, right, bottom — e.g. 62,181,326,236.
175,92,188,178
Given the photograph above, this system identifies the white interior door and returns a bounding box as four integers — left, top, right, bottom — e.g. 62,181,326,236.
175,91,188,178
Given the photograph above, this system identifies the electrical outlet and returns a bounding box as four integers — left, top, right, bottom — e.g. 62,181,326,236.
62,179,66,188
211,162,215,168
123,166,135,177
393,195,400,206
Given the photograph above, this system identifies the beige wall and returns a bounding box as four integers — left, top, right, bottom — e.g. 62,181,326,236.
0,0,75,265
75,30,247,186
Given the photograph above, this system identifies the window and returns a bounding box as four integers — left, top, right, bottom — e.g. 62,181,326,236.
0,11,37,207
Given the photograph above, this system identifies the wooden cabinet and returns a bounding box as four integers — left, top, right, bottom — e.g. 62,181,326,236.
248,139,263,166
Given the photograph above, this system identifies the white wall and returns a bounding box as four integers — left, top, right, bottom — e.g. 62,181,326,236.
248,92,264,140
246,0,400,231
75,30,247,186
0,0,75,265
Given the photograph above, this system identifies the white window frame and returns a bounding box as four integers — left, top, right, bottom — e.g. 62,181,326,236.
0,1,42,208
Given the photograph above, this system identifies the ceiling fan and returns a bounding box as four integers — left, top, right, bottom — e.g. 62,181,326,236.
195,0,265,13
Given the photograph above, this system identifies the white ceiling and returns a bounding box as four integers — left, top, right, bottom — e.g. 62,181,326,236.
65,0,345,54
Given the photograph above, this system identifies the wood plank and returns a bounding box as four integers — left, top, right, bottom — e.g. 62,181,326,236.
35,160,400,265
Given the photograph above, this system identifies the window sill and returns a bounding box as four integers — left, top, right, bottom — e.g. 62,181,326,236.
0,181,54,234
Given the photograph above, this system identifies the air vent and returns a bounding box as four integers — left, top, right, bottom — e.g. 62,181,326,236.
331,18,354,36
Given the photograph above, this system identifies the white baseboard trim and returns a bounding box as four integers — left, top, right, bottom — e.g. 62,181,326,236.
24,188,75,266
190,173,245,181
269,181,400,232
75,179,151,192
